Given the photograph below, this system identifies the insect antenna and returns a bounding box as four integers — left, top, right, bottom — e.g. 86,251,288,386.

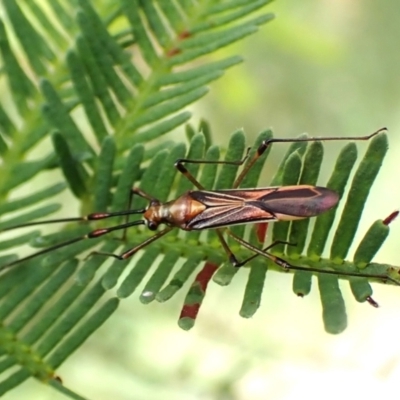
0,208,147,273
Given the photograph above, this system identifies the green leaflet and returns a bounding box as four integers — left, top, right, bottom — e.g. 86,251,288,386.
288,141,324,258
67,50,108,143
272,151,302,254
353,219,390,269
307,143,358,259
318,274,347,334
140,250,181,304
240,261,267,318
330,133,388,261
52,132,88,198
92,137,116,211
41,80,95,160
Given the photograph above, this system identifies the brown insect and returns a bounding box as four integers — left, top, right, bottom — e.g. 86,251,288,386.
0,127,396,284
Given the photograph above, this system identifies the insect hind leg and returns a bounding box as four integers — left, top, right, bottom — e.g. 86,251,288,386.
226,230,400,285
234,127,387,189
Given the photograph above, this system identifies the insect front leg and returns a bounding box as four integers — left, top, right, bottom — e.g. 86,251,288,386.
175,147,251,190
88,227,174,261
119,187,160,241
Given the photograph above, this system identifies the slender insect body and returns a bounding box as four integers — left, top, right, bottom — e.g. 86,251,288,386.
142,185,337,232
0,127,397,286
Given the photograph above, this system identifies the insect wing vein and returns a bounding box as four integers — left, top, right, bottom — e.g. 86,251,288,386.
190,188,278,206
187,203,276,229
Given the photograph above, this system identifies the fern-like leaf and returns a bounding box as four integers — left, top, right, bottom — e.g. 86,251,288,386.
0,1,398,399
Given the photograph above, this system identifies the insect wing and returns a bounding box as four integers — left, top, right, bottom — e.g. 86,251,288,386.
252,185,339,219
187,189,277,229
187,185,339,229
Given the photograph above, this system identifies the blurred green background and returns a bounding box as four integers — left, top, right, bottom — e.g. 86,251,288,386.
8,1,400,399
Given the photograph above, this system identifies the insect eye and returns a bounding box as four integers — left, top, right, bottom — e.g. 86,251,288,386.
147,221,158,231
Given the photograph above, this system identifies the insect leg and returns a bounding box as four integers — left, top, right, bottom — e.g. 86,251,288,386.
89,227,174,261
120,187,159,241
227,230,400,285
0,220,146,273
175,151,251,251
174,148,251,190
215,230,293,267
128,187,158,202
215,230,239,265
234,127,387,188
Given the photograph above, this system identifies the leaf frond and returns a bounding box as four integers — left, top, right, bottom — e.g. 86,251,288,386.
0,1,396,398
